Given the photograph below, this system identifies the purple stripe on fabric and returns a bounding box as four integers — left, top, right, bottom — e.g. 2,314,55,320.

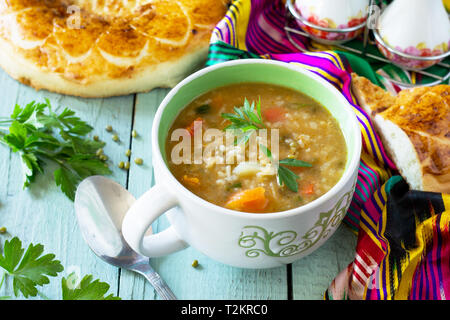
214,26,225,42
381,256,388,299
434,214,444,299
263,4,285,29
287,52,347,87
249,19,287,53
427,218,438,299
355,117,384,164
416,262,424,300
424,254,431,299
245,23,269,56
246,12,290,54
362,194,381,228
335,71,396,169
362,200,383,233
376,185,387,207
224,15,237,47
360,209,381,246
260,4,305,51
319,51,343,69
411,263,420,299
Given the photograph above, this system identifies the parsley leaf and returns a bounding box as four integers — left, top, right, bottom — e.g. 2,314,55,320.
259,144,272,158
279,158,312,168
0,237,64,298
221,98,313,193
0,100,112,201
62,273,121,300
277,165,300,193
221,97,265,132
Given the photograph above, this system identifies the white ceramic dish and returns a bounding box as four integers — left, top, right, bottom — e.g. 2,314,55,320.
376,0,450,70
291,0,369,44
122,59,361,269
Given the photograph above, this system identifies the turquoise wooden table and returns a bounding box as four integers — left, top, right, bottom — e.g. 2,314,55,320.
0,67,357,300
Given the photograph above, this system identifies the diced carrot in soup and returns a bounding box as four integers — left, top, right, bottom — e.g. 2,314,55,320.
166,83,347,213
300,183,315,195
263,107,286,122
183,175,200,187
186,117,203,136
225,187,269,213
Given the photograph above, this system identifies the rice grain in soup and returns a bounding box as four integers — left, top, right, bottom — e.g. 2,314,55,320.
166,83,347,213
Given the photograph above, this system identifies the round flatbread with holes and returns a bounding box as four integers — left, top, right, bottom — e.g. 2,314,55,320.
0,0,227,98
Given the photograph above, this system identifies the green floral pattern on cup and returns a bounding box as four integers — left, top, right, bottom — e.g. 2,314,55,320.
238,186,354,258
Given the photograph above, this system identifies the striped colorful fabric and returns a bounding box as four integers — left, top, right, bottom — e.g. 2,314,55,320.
326,177,450,300
207,0,450,300
208,0,396,231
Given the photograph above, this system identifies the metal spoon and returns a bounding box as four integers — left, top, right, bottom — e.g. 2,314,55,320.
74,175,176,300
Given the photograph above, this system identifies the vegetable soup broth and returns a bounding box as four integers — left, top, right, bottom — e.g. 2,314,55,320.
166,83,347,213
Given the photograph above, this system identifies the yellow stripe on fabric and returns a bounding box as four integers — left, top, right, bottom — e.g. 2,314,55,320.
443,194,450,211
231,0,251,51
289,62,343,89
327,51,347,72
360,181,387,240
393,213,444,299
223,16,236,47
305,51,342,71
301,52,347,89
352,107,388,165
376,205,390,300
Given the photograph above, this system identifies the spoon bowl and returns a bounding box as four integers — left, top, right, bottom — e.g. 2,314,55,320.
74,176,176,300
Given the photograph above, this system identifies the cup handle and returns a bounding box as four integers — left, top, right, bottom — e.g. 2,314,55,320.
122,184,188,257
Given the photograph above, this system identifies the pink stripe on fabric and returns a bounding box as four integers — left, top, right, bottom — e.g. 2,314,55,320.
440,221,450,299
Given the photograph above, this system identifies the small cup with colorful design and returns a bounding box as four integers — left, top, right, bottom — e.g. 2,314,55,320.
289,0,370,45
374,0,450,71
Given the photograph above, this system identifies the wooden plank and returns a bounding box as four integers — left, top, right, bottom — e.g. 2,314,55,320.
291,224,357,300
118,89,168,300
120,89,288,300
0,70,134,299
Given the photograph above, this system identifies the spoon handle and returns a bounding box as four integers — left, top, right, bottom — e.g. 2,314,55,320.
132,261,177,300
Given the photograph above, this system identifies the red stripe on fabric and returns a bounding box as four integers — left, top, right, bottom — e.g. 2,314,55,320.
354,258,371,279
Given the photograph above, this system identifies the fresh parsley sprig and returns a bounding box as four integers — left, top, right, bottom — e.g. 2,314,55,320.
220,98,312,193
260,145,312,193
62,273,121,300
221,98,265,145
0,236,120,300
0,237,63,298
0,100,112,201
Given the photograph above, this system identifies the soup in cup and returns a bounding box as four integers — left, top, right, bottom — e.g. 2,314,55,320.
122,60,361,269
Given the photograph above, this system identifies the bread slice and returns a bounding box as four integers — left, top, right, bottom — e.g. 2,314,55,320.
0,0,227,98
351,74,450,193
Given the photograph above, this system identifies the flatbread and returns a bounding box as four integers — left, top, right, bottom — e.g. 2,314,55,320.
0,0,228,97
351,74,450,193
